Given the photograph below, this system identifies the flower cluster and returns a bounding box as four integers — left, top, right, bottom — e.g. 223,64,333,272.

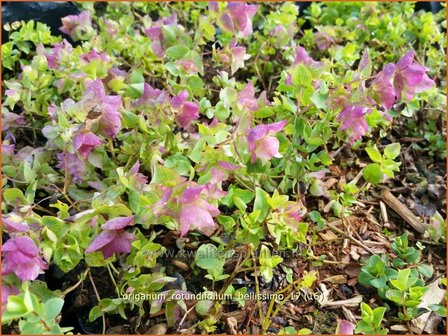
336,50,434,143
2,236,47,281
247,120,287,164
59,10,93,41
86,216,135,259
217,2,258,38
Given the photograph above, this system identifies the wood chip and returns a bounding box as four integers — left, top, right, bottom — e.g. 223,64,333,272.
379,201,389,226
172,260,189,270
222,310,247,324
319,230,339,241
390,324,409,332
323,275,347,284
347,278,357,287
319,284,363,308
342,306,357,324
411,278,445,333
226,316,238,335
380,189,427,233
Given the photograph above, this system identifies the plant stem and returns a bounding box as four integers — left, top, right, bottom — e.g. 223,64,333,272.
62,268,89,297
107,264,121,297
251,250,265,329
88,271,106,335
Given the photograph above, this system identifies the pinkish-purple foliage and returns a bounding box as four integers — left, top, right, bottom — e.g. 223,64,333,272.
2,214,28,233
371,63,396,111
336,319,355,335
144,14,178,57
237,82,259,113
179,184,219,237
337,105,372,144
73,131,102,160
392,50,435,101
85,216,135,259
218,2,259,38
1,236,47,281
247,120,287,164
59,10,92,40
1,285,19,313
170,90,200,128
56,152,87,183
293,46,322,67
77,79,123,138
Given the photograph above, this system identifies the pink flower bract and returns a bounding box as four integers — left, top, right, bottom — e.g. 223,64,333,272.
336,319,355,335
247,120,287,164
79,79,122,138
371,63,396,111
393,50,435,101
179,185,219,237
86,215,135,259
144,14,178,57
2,214,28,233
73,131,102,160
337,104,372,144
60,11,92,41
2,285,19,313
237,82,259,113
219,2,258,38
171,90,200,128
2,236,47,281
293,46,322,67
57,152,88,183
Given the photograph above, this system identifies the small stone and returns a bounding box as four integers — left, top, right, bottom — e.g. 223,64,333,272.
144,323,168,335
106,325,126,334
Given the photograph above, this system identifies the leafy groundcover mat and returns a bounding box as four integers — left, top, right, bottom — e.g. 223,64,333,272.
1,1,446,335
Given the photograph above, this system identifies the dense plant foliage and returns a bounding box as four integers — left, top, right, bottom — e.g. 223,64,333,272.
1,2,446,334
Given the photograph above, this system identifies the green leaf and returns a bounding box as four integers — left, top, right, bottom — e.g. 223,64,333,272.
365,145,382,163
259,245,271,265
195,299,214,315
260,266,274,282
19,321,45,335
43,298,64,320
370,276,387,289
417,264,433,278
363,163,382,184
220,86,237,109
151,165,185,186
6,296,28,314
355,320,375,334
187,75,204,96
233,196,247,212
358,271,374,286
360,302,373,319
195,244,223,270
396,269,411,287
164,154,192,176
291,64,312,87
385,289,404,305
358,50,372,78
429,304,447,317
3,188,27,204
372,307,386,326
384,143,401,159
253,187,269,223
166,45,190,60
89,306,103,322
308,211,326,229
390,279,407,292
215,101,230,122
